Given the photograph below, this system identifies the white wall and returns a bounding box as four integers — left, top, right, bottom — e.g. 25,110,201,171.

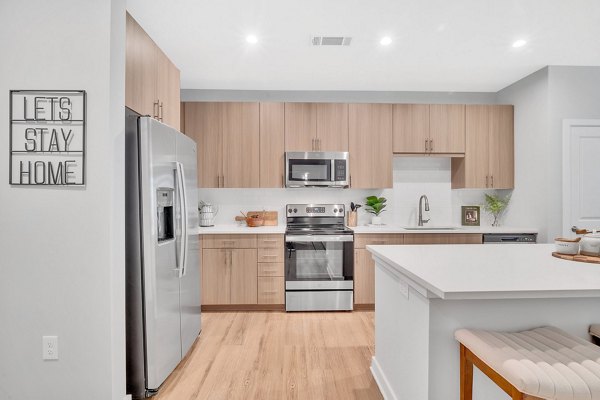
496,67,550,240
0,1,126,400
497,66,600,241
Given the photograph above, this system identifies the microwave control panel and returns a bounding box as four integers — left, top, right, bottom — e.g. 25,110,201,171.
334,159,347,181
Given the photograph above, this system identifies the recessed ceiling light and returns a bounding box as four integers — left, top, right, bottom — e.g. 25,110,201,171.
246,35,258,44
512,39,527,48
380,36,392,46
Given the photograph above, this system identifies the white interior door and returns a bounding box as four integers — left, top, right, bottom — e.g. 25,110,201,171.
562,119,600,236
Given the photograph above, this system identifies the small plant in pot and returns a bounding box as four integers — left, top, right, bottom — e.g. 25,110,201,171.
365,196,387,225
483,192,511,227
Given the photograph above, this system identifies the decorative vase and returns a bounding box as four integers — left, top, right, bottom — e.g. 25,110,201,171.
347,211,357,227
371,216,382,225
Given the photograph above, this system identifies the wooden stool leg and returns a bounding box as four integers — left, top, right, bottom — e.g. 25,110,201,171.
460,344,473,400
511,390,523,400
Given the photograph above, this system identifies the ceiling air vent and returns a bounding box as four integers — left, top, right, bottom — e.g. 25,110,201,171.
311,36,352,46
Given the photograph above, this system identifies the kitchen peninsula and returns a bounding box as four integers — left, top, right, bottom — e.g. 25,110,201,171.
368,244,600,400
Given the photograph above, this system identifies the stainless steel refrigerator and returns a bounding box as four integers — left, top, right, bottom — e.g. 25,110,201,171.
125,108,201,399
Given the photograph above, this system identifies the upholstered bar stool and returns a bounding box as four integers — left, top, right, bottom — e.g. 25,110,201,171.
590,325,600,346
455,326,600,400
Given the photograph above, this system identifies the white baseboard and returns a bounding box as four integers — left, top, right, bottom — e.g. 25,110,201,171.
124,395,132,400
370,356,398,400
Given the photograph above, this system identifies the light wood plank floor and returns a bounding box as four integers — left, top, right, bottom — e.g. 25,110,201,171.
155,311,383,400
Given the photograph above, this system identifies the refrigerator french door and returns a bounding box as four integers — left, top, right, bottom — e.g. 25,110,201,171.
126,109,200,399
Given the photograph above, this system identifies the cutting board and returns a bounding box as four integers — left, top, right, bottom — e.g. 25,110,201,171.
235,211,278,226
552,252,600,264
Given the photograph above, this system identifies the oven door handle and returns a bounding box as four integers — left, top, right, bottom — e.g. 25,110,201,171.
285,235,354,242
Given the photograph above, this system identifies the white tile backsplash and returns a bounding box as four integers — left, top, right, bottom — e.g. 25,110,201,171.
197,157,494,227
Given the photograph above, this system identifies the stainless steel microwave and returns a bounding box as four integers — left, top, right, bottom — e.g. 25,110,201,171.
285,151,349,188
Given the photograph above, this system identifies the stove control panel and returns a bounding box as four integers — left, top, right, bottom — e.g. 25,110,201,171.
286,204,345,217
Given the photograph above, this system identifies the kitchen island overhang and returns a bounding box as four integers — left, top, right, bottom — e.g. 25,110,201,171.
368,244,600,400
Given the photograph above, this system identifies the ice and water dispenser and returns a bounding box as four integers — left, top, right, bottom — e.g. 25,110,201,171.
156,188,174,242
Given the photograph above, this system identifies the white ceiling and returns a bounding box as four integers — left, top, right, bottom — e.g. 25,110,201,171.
127,0,600,92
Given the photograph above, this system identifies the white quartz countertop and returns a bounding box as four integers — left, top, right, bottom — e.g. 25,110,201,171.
192,225,286,235
191,224,537,235
350,225,538,234
368,244,600,300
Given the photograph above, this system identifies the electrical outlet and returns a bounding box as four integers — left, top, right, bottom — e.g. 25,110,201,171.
42,336,58,360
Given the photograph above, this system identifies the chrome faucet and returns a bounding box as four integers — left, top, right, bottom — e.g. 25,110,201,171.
418,195,430,226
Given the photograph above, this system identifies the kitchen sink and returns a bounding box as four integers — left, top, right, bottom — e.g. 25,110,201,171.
403,227,460,231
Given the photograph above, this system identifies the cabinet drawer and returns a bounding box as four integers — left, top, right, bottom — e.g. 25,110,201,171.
258,247,284,263
258,262,284,277
257,234,284,249
354,234,404,249
258,277,284,304
202,234,257,249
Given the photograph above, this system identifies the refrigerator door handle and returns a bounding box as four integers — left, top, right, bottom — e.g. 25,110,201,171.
175,162,188,278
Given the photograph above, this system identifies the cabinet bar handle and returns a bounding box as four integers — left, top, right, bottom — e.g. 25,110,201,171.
491,175,494,188
430,139,433,152
261,291,278,294
153,101,159,119
261,255,278,258
425,139,428,152
486,175,489,188
262,240,278,243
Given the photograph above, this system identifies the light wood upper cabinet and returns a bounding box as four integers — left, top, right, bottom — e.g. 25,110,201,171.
429,104,465,154
392,104,430,153
183,102,222,188
284,103,349,151
125,13,180,130
183,102,260,188
349,103,393,188
125,13,156,118
259,103,285,188
156,50,181,129
316,103,349,151
489,105,514,189
393,104,464,154
284,103,317,151
222,102,260,188
451,105,514,189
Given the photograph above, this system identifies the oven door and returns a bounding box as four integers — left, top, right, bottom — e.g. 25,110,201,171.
285,234,354,290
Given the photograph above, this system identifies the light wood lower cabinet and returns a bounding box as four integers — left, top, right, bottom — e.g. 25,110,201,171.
201,234,284,310
354,249,376,306
230,249,258,304
202,249,231,305
258,277,285,304
201,248,257,305
403,233,482,245
353,233,483,308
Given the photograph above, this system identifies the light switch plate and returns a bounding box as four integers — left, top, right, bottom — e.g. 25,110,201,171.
43,336,58,360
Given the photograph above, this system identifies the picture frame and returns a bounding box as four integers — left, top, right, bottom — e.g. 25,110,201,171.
461,206,480,226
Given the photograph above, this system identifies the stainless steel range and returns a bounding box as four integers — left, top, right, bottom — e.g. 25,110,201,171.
285,204,354,311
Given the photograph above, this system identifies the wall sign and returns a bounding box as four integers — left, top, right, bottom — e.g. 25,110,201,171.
10,90,86,186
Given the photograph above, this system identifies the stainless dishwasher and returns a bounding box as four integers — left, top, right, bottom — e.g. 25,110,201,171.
483,233,537,243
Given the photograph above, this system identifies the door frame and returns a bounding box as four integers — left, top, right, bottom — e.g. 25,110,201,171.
562,119,600,236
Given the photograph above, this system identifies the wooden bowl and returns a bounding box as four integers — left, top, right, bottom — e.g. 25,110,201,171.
246,217,264,227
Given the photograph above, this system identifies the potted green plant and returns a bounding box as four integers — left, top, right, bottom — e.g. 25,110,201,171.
483,193,511,227
365,196,387,225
